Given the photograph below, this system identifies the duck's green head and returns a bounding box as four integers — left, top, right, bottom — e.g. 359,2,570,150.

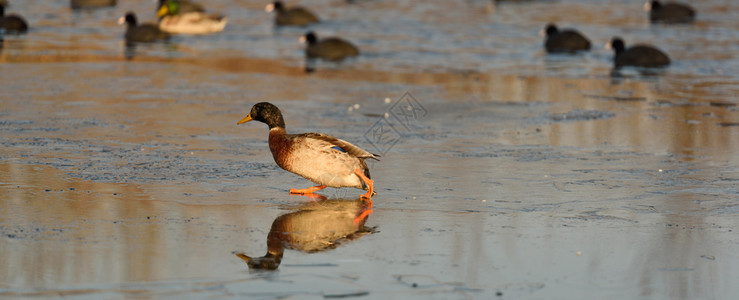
157,0,180,18
235,252,283,270
237,102,286,129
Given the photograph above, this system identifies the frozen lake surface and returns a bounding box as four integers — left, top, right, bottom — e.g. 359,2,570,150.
1,0,737,299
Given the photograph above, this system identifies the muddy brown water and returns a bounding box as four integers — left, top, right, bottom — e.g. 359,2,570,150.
1,0,738,299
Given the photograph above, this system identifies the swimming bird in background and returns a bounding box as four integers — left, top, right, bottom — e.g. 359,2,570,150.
301,31,360,61
237,102,377,200
0,3,28,34
540,23,591,53
70,0,116,9
118,12,170,44
157,0,227,34
157,0,204,14
265,1,319,26
644,1,695,23
606,37,670,68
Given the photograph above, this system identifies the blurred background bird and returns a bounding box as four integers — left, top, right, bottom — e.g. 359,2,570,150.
157,0,227,34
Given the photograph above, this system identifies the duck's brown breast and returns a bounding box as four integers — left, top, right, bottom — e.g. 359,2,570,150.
268,128,294,170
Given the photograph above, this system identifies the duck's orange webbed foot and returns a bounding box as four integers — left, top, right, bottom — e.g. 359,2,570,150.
290,185,327,195
353,169,374,202
353,203,374,225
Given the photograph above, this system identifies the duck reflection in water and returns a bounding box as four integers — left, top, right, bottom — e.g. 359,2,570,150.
235,197,375,270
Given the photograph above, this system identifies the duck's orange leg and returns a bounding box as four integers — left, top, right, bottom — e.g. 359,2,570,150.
290,185,326,195
354,169,374,201
298,193,327,201
353,203,374,225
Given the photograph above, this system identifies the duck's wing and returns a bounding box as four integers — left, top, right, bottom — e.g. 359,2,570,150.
179,12,226,23
302,133,379,160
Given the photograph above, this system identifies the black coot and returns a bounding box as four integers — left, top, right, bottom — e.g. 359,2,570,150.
266,1,319,26
542,23,591,53
607,37,670,68
0,3,28,34
645,1,695,23
301,31,359,61
118,12,170,43
71,0,117,9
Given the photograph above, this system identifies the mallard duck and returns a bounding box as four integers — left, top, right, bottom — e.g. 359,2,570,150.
606,37,670,68
301,31,359,61
118,12,170,43
70,0,116,9
265,1,319,26
0,3,28,34
644,1,695,23
541,23,591,53
237,102,378,199
235,198,374,270
158,0,204,14
157,0,227,34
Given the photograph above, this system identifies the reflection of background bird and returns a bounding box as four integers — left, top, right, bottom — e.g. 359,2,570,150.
606,37,670,68
0,3,28,34
237,102,377,199
235,198,375,270
265,1,319,27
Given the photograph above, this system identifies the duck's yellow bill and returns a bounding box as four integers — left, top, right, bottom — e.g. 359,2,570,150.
237,114,253,125
157,5,168,18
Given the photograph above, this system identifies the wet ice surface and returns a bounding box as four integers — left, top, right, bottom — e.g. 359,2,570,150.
1,0,738,299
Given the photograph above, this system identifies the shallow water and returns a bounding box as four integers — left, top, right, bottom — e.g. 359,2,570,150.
1,0,738,299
